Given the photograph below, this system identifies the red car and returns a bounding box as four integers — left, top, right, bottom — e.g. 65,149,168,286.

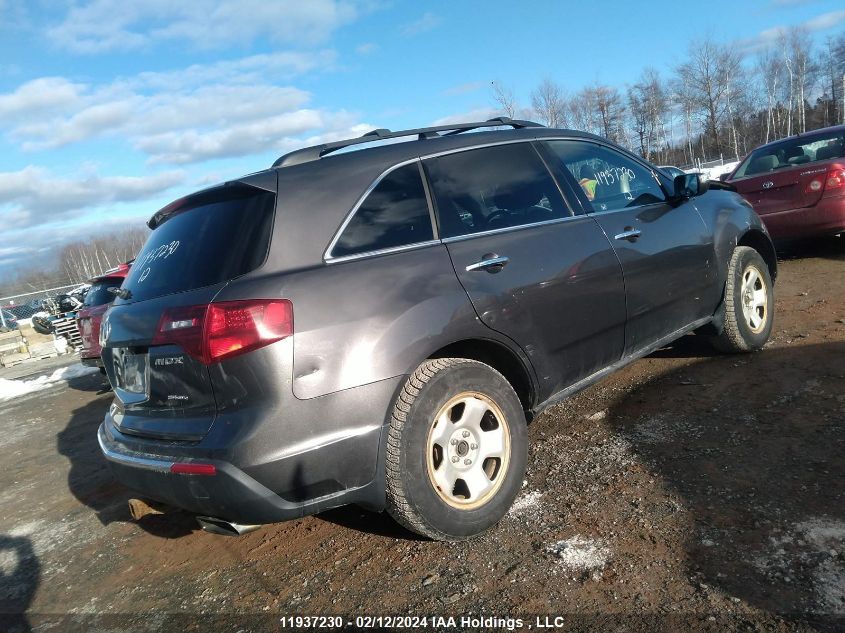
723,125,845,240
76,262,131,367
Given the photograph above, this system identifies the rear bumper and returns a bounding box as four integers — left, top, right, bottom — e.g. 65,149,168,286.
98,375,403,525
762,194,845,239
98,422,314,523
81,356,103,367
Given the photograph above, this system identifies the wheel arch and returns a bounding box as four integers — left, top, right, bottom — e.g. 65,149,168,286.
426,338,537,418
738,229,777,282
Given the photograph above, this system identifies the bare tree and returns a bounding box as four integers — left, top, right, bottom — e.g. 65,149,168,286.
670,77,697,165
592,85,625,143
568,88,600,135
756,47,784,142
628,68,668,161
491,81,518,119
58,226,149,282
530,78,568,127
677,38,743,157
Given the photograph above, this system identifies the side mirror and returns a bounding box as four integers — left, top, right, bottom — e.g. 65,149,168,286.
719,173,729,182
673,173,698,199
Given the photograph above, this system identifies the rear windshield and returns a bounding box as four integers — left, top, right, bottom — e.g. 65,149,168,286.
122,185,275,303
734,130,845,179
84,279,122,307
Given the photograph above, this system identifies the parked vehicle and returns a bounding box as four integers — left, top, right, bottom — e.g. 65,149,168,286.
721,124,845,239
97,118,776,540
0,308,18,331
76,263,131,367
31,293,86,335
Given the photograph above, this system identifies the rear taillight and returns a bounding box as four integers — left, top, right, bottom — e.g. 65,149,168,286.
824,168,845,192
153,299,293,364
805,178,823,194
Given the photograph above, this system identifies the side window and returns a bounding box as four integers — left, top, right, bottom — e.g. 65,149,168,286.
425,143,572,239
543,140,666,213
332,162,434,257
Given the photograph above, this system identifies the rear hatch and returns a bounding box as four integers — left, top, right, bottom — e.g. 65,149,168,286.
102,182,276,441
730,130,845,216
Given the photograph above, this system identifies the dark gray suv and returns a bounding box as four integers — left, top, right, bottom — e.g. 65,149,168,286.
97,118,776,540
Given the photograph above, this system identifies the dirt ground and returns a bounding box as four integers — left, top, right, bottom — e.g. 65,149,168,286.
0,238,843,633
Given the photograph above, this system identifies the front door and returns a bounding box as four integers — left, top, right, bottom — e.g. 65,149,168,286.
540,139,717,355
424,141,627,402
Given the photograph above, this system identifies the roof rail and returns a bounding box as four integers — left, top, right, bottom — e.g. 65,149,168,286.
272,117,543,168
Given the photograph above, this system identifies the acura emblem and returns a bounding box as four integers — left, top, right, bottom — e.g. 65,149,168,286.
762,181,774,189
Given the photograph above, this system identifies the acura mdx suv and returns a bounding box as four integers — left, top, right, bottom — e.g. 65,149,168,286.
98,118,776,540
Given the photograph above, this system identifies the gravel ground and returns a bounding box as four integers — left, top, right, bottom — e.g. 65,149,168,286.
0,237,842,633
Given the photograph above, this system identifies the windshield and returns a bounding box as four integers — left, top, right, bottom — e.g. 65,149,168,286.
734,130,845,179
121,185,275,303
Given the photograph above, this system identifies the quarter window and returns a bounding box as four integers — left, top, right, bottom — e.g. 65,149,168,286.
425,143,572,239
543,140,666,212
332,163,433,257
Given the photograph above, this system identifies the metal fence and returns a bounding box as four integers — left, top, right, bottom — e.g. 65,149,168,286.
0,283,88,329
680,155,734,171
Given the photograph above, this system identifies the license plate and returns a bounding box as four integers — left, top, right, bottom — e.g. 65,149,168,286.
112,347,149,395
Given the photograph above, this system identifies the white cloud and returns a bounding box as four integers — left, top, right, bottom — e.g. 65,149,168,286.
129,50,338,91
442,82,484,97
47,0,364,53
0,77,85,121
136,109,367,164
744,9,845,51
400,12,440,36
0,51,367,164
430,107,499,127
804,9,845,31
0,166,185,219
355,42,378,56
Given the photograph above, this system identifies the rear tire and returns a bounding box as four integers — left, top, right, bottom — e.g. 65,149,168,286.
385,358,527,541
710,246,774,353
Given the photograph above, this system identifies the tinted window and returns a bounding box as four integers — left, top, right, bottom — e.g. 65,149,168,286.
426,143,570,239
83,279,121,307
332,163,433,257
122,185,275,302
733,129,845,179
544,140,666,212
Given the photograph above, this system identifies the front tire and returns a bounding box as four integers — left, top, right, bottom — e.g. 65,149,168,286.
710,246,774,353
385,358,527,540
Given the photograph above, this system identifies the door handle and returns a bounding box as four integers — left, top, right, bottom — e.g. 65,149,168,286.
465,255,510,273
614,228,642,242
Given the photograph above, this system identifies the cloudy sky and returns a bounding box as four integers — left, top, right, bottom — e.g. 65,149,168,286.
1,0,844,277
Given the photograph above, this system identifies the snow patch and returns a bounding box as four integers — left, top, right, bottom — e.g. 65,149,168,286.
547,536,610,572
0,364,99,402
754,517,845,615
508,490,542,517
623,413,701,445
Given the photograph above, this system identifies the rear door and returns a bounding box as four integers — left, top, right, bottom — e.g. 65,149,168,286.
101,182,276,441
424,141,626,401
539,139,717,356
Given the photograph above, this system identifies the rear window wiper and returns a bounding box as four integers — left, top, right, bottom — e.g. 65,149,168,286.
108,287,132,300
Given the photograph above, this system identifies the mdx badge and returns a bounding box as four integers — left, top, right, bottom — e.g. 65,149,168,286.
154,356,185,366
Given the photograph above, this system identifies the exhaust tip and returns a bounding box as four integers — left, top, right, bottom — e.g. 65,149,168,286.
196,516,261,536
